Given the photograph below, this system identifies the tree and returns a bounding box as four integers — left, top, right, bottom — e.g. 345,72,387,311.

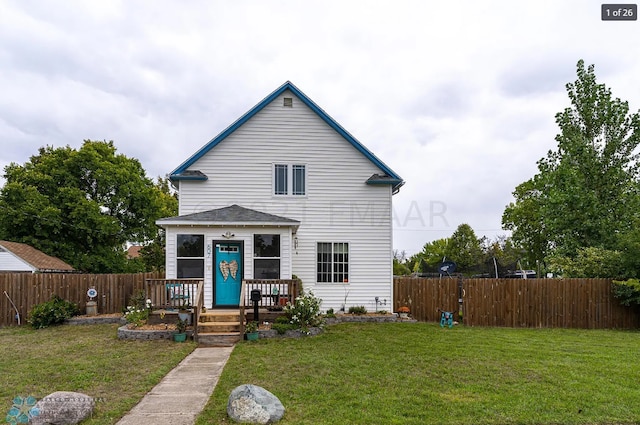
0,140,177,273
392,250,411,276
138,176,178,271
409,238,449,274
444,224,483,274
502,60,640,275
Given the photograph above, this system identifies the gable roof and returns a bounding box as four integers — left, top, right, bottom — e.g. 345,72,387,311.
157,204,300,228
0,241,75,272
170,81,404,192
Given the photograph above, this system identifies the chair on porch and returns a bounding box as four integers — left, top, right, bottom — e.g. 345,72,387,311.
166,283,190,309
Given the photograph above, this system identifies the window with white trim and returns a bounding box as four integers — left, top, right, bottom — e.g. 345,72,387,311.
177,234,204,278
317,242,349,283
274,164,306,196
254,234,280,279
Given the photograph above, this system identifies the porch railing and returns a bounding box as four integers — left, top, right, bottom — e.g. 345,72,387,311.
239,279,247,335
241,279,301,312
145,279,202,310
145,278,204,341
193,281,204,342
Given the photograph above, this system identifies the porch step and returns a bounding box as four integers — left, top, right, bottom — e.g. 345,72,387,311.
196,310,243,346
198,321,241,333
196,332,242,347
199,311,241,322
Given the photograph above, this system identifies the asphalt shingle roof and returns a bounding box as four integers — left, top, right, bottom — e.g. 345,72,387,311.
0,240,75,272
157,204,299,225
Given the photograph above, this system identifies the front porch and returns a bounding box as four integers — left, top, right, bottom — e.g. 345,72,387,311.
144,278,301,345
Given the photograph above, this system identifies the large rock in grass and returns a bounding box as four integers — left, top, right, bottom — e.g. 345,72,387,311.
227,384,285,424
31,391,95,425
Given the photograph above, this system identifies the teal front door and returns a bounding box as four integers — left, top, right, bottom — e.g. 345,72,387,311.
214,242,242,306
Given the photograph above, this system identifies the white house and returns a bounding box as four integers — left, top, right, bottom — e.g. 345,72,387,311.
0,240,75,273
157,81,403,312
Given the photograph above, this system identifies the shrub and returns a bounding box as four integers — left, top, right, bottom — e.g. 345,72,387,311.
274,316,290,324
29,295,80,329
348,305,367,315
283,290,323,332
612,279,640,306
123,290,152,327
272,323,298,335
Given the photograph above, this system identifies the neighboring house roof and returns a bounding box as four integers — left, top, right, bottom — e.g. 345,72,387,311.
157,204,300,228
169,81,404,193
0,240,75,272
127,245,142,259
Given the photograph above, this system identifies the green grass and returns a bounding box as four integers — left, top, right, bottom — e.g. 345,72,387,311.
197,322,640,425
0,324,195,424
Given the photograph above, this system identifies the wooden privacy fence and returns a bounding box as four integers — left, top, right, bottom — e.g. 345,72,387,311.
0,272,163,327
394,277,640,329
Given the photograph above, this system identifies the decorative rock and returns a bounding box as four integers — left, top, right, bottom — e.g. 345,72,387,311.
227,384,285,424
31,391,95,425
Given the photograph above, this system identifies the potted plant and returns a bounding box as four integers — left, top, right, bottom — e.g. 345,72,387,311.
397,306,410,319
174,318,187,342
178,300,192,324
245,321,259,341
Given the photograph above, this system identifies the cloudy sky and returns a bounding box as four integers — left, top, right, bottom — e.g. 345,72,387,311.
1,0,638,255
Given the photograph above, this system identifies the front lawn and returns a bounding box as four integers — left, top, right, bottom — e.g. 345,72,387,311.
197,322,640,425
0,323,195,424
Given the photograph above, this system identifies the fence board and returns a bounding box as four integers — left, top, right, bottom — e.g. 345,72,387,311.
0,272,163,327
394,277,640,329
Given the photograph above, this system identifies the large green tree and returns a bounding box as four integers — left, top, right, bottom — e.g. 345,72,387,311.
0,140,177,273
503,60,640,274
445,224,483,274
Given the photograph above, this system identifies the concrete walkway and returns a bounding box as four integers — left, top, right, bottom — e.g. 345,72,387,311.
116,346,234,425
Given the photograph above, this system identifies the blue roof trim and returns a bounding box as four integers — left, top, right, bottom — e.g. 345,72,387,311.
171,174,208,181
170,81,404,191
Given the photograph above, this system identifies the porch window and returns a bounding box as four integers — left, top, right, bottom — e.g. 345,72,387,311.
274,164,306,196
177,234,204,278
254,234,280,279
317,242,349,283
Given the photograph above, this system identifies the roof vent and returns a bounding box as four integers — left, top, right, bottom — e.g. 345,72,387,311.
283,97,293,107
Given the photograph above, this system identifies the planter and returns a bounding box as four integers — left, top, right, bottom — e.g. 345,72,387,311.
399,313,409,319
178,311,191,325
246,332,259,341
173,332,187,342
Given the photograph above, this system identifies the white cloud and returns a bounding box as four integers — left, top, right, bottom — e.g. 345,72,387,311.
1,0,638,254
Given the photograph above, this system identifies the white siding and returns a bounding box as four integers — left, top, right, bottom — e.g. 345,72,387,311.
173,90,395,311
0,251,34,272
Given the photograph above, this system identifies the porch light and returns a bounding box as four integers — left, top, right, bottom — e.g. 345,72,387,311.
222,231,235,239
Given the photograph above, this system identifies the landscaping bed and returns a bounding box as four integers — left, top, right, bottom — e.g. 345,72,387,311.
117,324,193,341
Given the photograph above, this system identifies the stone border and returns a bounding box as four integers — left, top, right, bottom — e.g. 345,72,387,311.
117,325,193,341
325,313,403,324
257,313,414,339
258,326,324,339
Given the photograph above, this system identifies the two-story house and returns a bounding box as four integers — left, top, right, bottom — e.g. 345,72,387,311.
157,81,403,312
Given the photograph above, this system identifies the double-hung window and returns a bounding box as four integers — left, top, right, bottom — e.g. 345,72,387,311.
317,242,349,283
177,234,204,278
274,164,306,196
254,234,280,279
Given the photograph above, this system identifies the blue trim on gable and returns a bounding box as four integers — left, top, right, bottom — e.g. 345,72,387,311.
171,174,208,181
170,81,404,191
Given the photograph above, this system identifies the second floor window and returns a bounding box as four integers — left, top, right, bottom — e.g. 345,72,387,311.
274,164,306,196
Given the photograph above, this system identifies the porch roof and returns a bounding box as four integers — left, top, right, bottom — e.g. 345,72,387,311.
156,204,300,228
